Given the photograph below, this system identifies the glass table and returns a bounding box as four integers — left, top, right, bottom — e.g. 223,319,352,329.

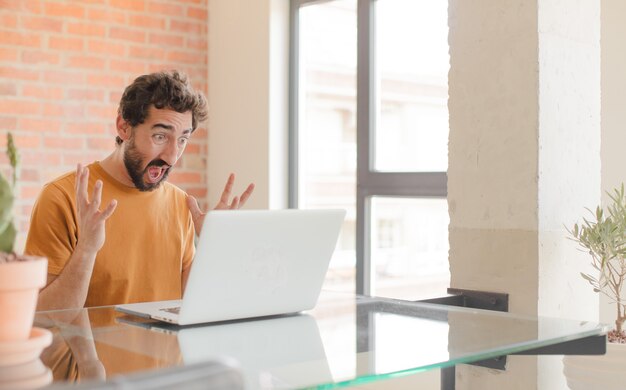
30,291,606,389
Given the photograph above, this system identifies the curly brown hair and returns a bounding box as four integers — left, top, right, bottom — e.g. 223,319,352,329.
116,70,208,145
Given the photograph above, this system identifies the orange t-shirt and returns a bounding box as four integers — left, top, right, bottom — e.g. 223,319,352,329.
25,162,195,307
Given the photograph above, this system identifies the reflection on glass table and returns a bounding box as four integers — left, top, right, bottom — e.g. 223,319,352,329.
34,291,607,389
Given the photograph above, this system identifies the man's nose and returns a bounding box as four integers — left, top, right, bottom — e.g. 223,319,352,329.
160,141,179,166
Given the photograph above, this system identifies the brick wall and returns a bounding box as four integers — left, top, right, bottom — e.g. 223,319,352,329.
0,0,208,251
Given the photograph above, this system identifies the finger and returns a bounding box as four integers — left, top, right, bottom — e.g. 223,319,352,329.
238,183,255,207
219,173,235,204
99,199,118,220
186,195,205,220
75,164,81,192
230,196,239,210
76,164,89,207
91,180,103,211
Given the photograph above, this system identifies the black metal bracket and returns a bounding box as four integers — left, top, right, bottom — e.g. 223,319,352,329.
419,288,509,313
417,288,607,390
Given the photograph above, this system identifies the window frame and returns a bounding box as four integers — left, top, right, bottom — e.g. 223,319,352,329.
289,0,447,296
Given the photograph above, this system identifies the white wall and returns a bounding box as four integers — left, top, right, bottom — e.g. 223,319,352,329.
207,0,289,210
600,0,626,325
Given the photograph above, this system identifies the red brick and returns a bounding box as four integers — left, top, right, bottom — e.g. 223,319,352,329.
62,152,105,165
13,134,41,148
85,8,125,24
67,88,105,101
21,15,64,32
0,83,16,96
147,2,183,17
67,22,106,37
66,122,107,135
21,169,40,182
21,152,62,166
0,30,42,47
169,171,202,184
20,184,45,199
183,143,200,153
44,137,85,149
109,91,122,103
129,15,166,29
43,70,84,84
86,74,125,88
0,13,18,28
0,47,18,61
109,0,144,11
87,137,114,150
185,187,207,199
48,36,84,51
0,66,39,81
0,100,40,115
149,32,184,47
187,6,207,20
129,45,165,60
170,20,205,35
67,55,105,69
21,50,60,65
44,2,85,18
86,104,117,119
0,0,24,11
19,118,62,132
22,85,64,100
0,117,17,131
166,50,206,64
41,103,85,118
186,37,207,51
87,39,127,57
109,27,146,44
110,59,145,74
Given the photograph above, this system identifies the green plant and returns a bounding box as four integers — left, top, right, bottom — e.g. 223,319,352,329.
569,184,626,341
0,132,19,254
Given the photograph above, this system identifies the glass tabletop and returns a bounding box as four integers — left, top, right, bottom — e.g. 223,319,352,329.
32,291,606,389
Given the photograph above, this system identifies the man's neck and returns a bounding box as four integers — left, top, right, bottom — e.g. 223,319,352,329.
100,148,135,188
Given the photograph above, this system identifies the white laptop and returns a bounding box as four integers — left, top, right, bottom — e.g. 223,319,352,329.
116,209,345,325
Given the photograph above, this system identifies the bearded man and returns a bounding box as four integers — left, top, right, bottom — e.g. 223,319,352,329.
26,71,254,310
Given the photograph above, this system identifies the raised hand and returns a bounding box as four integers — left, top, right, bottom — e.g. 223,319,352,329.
186,173,254,235
75,164,117,254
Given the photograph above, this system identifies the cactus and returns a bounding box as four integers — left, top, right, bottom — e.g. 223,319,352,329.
0,133,19,253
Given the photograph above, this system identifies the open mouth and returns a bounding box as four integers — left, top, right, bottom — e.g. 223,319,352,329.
146,166,168,184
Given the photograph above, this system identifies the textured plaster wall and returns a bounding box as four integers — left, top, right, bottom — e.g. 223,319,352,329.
448,0,600,389
207,0,288,210
600,0,626,325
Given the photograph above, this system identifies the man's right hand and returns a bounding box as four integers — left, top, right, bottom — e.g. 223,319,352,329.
75,164,117,254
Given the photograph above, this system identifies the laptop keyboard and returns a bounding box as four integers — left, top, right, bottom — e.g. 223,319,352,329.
160,306,181,315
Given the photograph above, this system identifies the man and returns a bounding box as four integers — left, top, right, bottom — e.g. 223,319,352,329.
26,71,254,310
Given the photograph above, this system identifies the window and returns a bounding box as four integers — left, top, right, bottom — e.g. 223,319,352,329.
290,0,449,299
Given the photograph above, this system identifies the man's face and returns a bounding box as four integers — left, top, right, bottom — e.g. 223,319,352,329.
123,107,193,192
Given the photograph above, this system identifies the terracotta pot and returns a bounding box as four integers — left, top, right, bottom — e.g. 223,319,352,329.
0,256,47,342
563,341,626,390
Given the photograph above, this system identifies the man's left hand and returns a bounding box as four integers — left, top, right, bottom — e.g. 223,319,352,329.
186,173,255,235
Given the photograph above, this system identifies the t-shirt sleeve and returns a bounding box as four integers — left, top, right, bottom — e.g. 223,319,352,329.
24,183,77,275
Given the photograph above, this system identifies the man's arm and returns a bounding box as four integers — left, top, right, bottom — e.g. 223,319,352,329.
36,164,117,311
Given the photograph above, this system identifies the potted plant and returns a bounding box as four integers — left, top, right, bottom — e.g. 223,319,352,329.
563,185,626,389
0,133,48,344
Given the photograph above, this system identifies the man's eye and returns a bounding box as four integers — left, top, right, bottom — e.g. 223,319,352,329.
153,134,167,144
178,138,189,147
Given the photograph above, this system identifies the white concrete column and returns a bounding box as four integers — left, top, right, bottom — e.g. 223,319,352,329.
208,0,289,209
600,0,626,325
448,0,600,389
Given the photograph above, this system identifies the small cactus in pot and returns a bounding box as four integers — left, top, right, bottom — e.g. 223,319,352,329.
0,133,48,342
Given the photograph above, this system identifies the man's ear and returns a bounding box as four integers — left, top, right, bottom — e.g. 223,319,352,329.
116,115,132,142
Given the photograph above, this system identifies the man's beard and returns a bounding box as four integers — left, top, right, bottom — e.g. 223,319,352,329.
123,138,171,192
